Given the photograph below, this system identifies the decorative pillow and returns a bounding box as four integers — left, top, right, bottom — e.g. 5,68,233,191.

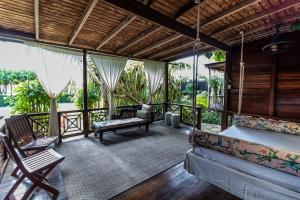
136,110,150,120
233,115,300,135
142,104,152,112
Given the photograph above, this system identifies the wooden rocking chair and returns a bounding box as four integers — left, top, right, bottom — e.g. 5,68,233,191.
0,132,65,200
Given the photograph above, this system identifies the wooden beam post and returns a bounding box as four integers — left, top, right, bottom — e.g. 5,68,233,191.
96,15,137,50
221,49,231,130
163,62,169,114
83,50,89,137
69,0,98,45
269,55,278,117
34,0,39,40
102,0,229,51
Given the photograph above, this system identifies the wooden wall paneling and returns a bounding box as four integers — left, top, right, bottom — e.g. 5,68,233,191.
228,31,300,121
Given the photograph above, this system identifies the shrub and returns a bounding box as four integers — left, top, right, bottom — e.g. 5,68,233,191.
202,110,221,125
74,82,101,109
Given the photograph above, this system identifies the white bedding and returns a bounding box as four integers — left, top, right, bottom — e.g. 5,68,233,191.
184,149,300,200
221,126,300,152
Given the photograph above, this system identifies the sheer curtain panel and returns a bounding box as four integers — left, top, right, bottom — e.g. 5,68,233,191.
90,54,127,119
143,60,165,104
25,42,83,137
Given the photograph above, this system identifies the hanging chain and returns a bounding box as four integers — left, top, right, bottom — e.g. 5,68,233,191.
192,0,201,154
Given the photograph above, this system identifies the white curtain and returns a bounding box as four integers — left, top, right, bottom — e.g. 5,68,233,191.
90,54,127,119
143,60,165,104
25,42,83,137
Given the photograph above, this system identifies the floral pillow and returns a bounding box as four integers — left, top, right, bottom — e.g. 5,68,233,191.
233,115,300,135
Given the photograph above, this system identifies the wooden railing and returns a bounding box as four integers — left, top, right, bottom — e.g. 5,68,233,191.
1,103,202,144
168,103,202,130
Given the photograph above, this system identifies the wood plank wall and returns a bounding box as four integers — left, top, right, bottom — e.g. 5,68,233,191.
227,31,300,122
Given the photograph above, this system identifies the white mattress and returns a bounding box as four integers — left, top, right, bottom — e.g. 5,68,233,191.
185,149,300,200
221,125,300,152
194,147,300,193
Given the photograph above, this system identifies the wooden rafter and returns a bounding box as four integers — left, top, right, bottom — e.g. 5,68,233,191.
133,33,182,57
172,0,195,19
103,0,229,51
225,13,300,45
211,0,300,36
96,15,137,50
200,0,262,28
34,0,39,40
69,0,98,45
149,40,194,59
148,0,260,58
116,26,161,54
160,46,212,61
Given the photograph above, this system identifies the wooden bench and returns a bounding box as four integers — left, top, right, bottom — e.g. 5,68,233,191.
92,117,150,143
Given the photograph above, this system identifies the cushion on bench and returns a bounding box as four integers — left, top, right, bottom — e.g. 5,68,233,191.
93,117,146,131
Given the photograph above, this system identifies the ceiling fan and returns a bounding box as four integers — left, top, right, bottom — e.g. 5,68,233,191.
262,24,293,54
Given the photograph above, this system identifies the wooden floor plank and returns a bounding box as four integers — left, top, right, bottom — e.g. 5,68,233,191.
114,162,241,200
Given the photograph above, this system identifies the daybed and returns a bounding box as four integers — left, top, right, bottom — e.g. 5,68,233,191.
92,104,152,143
184,115,300,200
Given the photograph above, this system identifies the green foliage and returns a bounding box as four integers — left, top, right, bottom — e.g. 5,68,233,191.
184,83,193,94
0,95,9,107
58,94,74,103
204,50,226,62
6,80,50,114
202,110,221,125
196,92,208,108
0,69,36,85
74,82,101,109
209,76,223,96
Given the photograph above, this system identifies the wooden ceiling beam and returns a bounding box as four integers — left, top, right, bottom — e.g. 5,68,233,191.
160,46,212,62
116,0,194,54
69,0,98,45
34,0,39,40
133,33,181,56
211,0,300,36
116,26,161,54
103,0,229,51
172,0,196,19
225,13,300,44
96,15,137,50
149,40,195,59
200,0,262,28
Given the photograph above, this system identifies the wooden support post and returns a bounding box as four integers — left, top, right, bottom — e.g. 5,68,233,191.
58,112,62,143
179,105,183,122
269,55,278,116
163,62,169,114
83,50,89,137
221,49,231,130
196,107,202,130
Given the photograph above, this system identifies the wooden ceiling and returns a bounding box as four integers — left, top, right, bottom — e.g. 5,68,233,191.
0,0,299,61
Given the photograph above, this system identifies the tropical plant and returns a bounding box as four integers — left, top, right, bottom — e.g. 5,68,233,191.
196,91,208,108
204,50,226,62
74,82,101,109
202,110,221,125
6,80,50,114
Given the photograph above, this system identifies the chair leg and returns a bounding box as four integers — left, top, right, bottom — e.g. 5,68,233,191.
11,166,19,177
4,174,26,200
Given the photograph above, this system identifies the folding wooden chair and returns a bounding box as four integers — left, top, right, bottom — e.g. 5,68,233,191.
0,132,65,200
5,115,58,157
5,114,58,177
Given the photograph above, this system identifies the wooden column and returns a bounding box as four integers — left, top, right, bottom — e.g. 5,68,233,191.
163,62,169,114
83,50,89,137
221,49,231,130
269,55,278,116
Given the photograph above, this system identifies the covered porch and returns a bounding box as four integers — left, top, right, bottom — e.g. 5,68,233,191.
0,0,300,199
